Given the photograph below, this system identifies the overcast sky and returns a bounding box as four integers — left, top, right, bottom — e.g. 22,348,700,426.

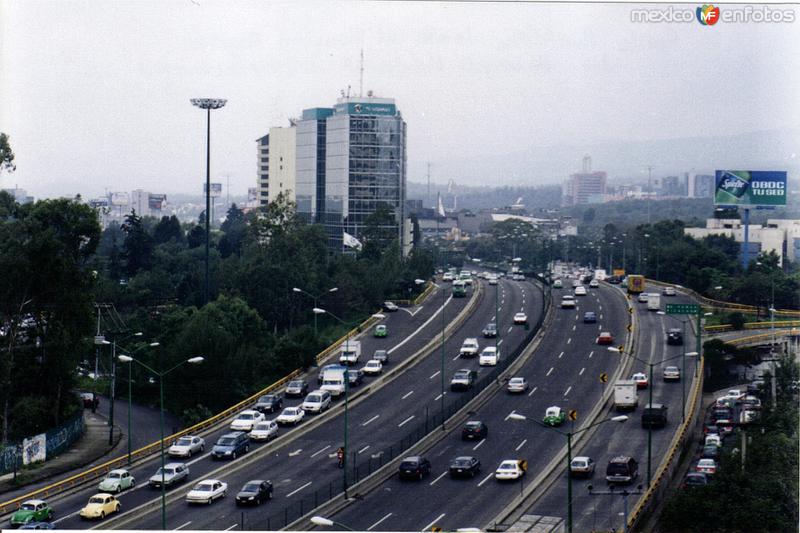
1,0,798,199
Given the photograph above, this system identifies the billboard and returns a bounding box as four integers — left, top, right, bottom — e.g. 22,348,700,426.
203,183,223,198
148,194,167,210
109,192,129,206
714,170,787,206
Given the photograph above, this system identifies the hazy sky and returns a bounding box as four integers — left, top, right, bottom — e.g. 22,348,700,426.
2,0,798,199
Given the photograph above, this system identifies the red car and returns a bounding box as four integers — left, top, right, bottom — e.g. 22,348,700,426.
596,332,614,345
631,372,649,389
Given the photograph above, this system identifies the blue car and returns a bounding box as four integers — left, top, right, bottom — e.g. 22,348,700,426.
583,312,597,323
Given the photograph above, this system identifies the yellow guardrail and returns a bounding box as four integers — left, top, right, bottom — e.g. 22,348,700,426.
0,298,413,514
706,321,800,333
726,328,800,346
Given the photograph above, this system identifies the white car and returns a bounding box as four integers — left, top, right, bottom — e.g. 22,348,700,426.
230,410,265,432
276,407,305,426
301,390,332,413
443,272,454,281
561,296,576,309
249,420,279,441
507,377,528,393
488,276,498,285
362,359,383,375
460,338,480,357
663,286,676,296
479,346,499,366
695,458,717,475
495,459,527,480
513,312,527,324
589,279,599,288
168,436,205,458
724,389,745,401
186,479,227,505
574,286,587,296
572,280,580,288
637,293,649,303
553,279,563,288
705,434,722,448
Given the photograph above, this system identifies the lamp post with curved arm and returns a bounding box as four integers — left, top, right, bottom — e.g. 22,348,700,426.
293,286,338,337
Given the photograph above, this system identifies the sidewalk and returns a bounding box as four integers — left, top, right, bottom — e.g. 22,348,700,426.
0,410,122,500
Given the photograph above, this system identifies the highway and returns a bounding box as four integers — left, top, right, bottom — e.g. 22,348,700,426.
326,280,629,531
525,290,700,533
22,274,541,530
3,279,472,529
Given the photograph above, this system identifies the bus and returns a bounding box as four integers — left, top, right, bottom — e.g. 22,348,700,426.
452,280,467,297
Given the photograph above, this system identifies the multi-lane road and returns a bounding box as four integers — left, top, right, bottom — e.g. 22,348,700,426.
327,281,630,531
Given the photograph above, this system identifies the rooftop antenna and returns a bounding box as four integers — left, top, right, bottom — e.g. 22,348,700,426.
359,48,364,97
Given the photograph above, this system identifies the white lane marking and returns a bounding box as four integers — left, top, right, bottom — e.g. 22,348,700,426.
567,338,572,344
520,306,524,311
589,351,594,358
286,481,312,498
505,410,518,421
477,472,494,487
311,445,331,458
288,449,302,457
473,438,486,450
362,414,380,426
368,513,393,531
402,390,414,400
528,386,538,397
599,305,603,310
575,314,579,320
452,354,461,361
429,470,448,486
600,314,604,320
498,339,504,346
388,296,453,354
430,370,440,379
174,521,193,531
546,367,554,376
491,315,496,321
398,415,415,427
52,512,80,525
572,324,576,331
579,367,585,376
598,325,602,331
225,524,238,531
435,393,444,401
508,326,513,333
422,514,447,532
515,438,528,451
564,386,572,396
358,445,371,454
558,351,564,359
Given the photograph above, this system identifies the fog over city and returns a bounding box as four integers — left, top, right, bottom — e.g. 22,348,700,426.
1,0,798,198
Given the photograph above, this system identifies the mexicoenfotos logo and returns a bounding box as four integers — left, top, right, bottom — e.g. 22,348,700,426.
696,4,720,25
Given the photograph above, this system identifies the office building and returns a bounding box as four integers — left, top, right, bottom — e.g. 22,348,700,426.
266,124,297,204
684,218,800,266
256,134,269,206
563,156,607,206
296,95,408,255
686,173,715,198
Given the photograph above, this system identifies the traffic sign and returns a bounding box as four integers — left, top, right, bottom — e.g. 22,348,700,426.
617,344,625,352
666,303,699,315
431,528,442,532
600,372,608,383
626,324,633,333
568,409,578,421
627,307,633,314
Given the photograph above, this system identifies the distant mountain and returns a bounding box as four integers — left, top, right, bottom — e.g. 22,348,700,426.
423,128,800,186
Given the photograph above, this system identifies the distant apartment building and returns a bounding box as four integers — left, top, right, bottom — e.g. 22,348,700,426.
686,173,715,198
685,218,800,266
256,133,269,206
562,155,606,206
1,188,33,204
255,123,297,207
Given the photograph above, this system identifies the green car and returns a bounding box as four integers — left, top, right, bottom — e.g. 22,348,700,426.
10,500,53,527
374,324,387,338
98,468,136,493
543,406,566,427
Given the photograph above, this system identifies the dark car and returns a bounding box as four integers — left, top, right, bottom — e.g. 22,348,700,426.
666,328,683,345
398,456,431,480
235,479,273,506
449,456,481,478
704,424,720,437
606,456,639,484
211,432,249,460
641,403,668,429
583,312,597,324
285,379,309,397
373,350,389,364
254,394,283,414
347,369,364,387
482,323,498,338
607,276,622,284
711,407,733,423
701,445,720,460
461,420,488,440
450,369,478,391
681,472,708,489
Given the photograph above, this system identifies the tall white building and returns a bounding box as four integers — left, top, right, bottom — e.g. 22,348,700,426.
255,123,297,207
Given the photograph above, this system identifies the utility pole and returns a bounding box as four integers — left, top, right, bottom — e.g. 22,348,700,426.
646,165,654,225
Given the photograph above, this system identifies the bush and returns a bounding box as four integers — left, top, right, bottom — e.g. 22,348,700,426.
728,312,746,330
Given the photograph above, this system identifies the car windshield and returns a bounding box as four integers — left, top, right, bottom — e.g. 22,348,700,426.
108,472,122,479
400,461,419,469
499,463,516,470
284,409,298,415
239,413,254,420
176,437,192,446
156,467,175,476
218,438,235,446
195,484,213,492
607,464,630,475
510,378,523,384
243,483,261,492
20,503,36,511
89,497,106,504
260,395,275,402
288,381,302,388
306,395,321,402
452,458,472,466
254,423,270,430
465,422,481,429
572,460,587,467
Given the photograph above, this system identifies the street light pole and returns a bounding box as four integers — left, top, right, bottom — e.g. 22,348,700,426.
190,98,227,306
293,287,338,337
440,283,445,430
118,355,203,529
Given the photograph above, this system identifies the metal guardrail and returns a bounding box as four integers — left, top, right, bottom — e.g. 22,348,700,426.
706,321,800,333
0,306,388,514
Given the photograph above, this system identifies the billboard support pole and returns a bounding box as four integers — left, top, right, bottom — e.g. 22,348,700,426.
741,207,750,269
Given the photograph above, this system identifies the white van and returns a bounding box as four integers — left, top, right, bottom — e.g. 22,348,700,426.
301,390,332,414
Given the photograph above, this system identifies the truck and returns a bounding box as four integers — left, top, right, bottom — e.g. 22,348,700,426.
452,280,467,297
594,269,607,281
338,339,362,365
627,275,645,294
320,365,348,398
647,292,661,311
614,380,638,411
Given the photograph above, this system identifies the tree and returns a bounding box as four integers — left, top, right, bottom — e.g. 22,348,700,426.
153,215,183,244
186,224,205,248
0,133,16,175
218,204,247,258
121,210,154,276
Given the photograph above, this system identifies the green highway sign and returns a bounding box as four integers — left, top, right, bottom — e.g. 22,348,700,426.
666,303,700,315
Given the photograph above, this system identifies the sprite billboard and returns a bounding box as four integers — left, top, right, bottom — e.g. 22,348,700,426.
714,170,787,206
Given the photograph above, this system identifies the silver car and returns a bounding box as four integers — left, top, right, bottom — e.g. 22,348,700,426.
168,436,205,458
148,462,189,488
507,377,529,393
